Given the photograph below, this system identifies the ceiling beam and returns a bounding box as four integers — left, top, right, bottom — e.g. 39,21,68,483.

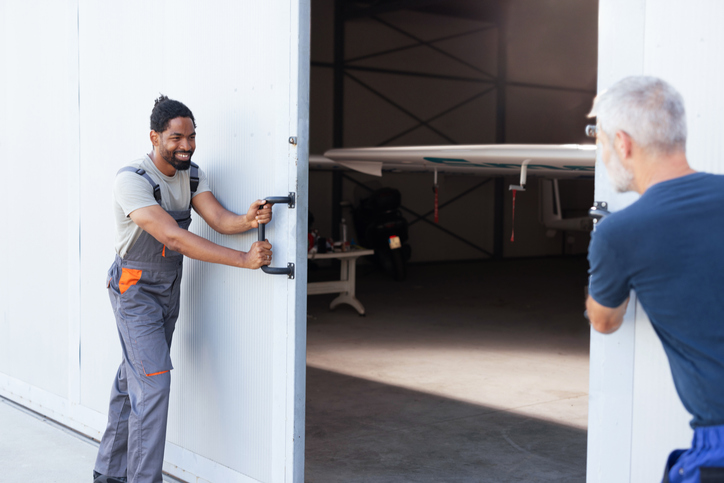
346,0,452,20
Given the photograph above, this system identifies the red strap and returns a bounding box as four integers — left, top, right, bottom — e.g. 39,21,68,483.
510,190,516,242
434,186,439,223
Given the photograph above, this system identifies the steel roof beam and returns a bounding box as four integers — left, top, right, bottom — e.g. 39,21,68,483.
345,25,496,64
376,86,495,146
372,15,497,80
346,0,452,20
345,71,459,144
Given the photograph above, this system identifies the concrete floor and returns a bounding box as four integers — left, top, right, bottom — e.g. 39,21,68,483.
1,256,589,483
305,256,590,482
0,397,180,483
0,397,99,483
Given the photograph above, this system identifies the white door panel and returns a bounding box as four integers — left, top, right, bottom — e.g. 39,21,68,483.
0,1,307,482
78,1,307,481
590,1,724,481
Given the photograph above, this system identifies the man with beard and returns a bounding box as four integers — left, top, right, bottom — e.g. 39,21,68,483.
586,76,724,482
93,95,273,483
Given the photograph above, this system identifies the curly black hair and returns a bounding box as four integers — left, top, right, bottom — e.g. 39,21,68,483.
150,94,196,133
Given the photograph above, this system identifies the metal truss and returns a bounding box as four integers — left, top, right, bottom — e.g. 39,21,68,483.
371,15,497,80
407,177,492,227
344,24,496,64
344,70,462,144
325,0,584,256
345,0,454,20
327,0,505,244
342,173,494,257
322,0,595,148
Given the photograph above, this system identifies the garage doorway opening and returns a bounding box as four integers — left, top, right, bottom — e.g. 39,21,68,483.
307,1,598,481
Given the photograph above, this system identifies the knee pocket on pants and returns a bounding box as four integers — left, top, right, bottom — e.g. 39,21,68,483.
131,332,173,377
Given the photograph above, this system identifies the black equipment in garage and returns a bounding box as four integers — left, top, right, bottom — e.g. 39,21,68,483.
353,187,411,281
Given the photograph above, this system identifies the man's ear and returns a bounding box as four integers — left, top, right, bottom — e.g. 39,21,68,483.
615,131,633,160
150,130,160,149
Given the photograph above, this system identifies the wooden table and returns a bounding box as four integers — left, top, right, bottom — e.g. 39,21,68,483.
307,249,374,315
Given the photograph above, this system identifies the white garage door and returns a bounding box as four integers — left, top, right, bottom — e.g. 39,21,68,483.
0,1,309,481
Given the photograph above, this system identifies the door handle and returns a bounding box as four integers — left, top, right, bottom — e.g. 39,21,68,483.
258,193,295,279
589,201,610,229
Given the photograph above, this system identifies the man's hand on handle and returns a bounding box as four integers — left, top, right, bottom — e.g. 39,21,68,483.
131,200,274,270
246,200,272,229
243,239,273,269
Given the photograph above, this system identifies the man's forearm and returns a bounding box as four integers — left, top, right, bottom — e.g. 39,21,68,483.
165,225,250,267
191,192,270,235
213,211,254,235
586,295,628,334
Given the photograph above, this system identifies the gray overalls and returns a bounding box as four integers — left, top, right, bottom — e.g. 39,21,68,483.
95,164,199,483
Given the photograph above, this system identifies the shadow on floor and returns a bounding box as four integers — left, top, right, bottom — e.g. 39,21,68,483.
305,366,586,483
306,257,590,482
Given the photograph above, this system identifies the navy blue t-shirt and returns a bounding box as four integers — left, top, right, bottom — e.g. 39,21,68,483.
589,172,724,428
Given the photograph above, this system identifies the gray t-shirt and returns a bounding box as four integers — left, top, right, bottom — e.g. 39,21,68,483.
113,155,211,257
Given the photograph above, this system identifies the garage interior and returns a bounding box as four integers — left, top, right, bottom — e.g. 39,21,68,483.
305,0,598,481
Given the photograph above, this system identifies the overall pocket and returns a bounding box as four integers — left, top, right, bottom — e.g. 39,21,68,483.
119,267,143,295
132,328,173,377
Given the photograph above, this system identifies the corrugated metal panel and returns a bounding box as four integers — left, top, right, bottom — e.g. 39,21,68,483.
629,305,691,481
2,2,307,479
627,2,724,480
591,1,724,481
77,0,162,416
586,1,645,480
0,0,78,399
71,1,307,482
642,0,724,175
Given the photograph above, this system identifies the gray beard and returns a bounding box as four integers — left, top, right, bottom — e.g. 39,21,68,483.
607,149,635,193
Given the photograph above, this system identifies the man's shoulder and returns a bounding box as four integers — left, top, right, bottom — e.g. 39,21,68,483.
595,172,724,239
194,163,207,182
649,172,724,198
115,157,207,186
189,161,205,175
689,171,724,182
694,172,724,190
114,157,157,192
116,157,150,178
595,203,639,236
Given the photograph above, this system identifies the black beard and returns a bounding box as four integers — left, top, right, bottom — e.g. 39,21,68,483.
160,148,192,171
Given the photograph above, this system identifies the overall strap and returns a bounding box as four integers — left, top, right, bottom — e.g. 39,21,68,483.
189,162,199,209
189,162,199,194
117,166,161,204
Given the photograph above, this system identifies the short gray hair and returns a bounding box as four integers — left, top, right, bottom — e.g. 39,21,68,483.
588,76,687,154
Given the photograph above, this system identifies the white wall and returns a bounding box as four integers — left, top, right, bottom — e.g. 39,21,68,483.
588,1,724,481
0,0,79,404
0,1,308,482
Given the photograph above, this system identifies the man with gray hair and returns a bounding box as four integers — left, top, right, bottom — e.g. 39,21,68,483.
586,76,724,483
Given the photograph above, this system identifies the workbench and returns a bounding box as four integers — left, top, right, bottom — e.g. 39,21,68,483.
307,249,374,315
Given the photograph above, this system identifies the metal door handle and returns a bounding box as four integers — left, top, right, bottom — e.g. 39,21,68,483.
589,201,611,228
258,193,295,278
